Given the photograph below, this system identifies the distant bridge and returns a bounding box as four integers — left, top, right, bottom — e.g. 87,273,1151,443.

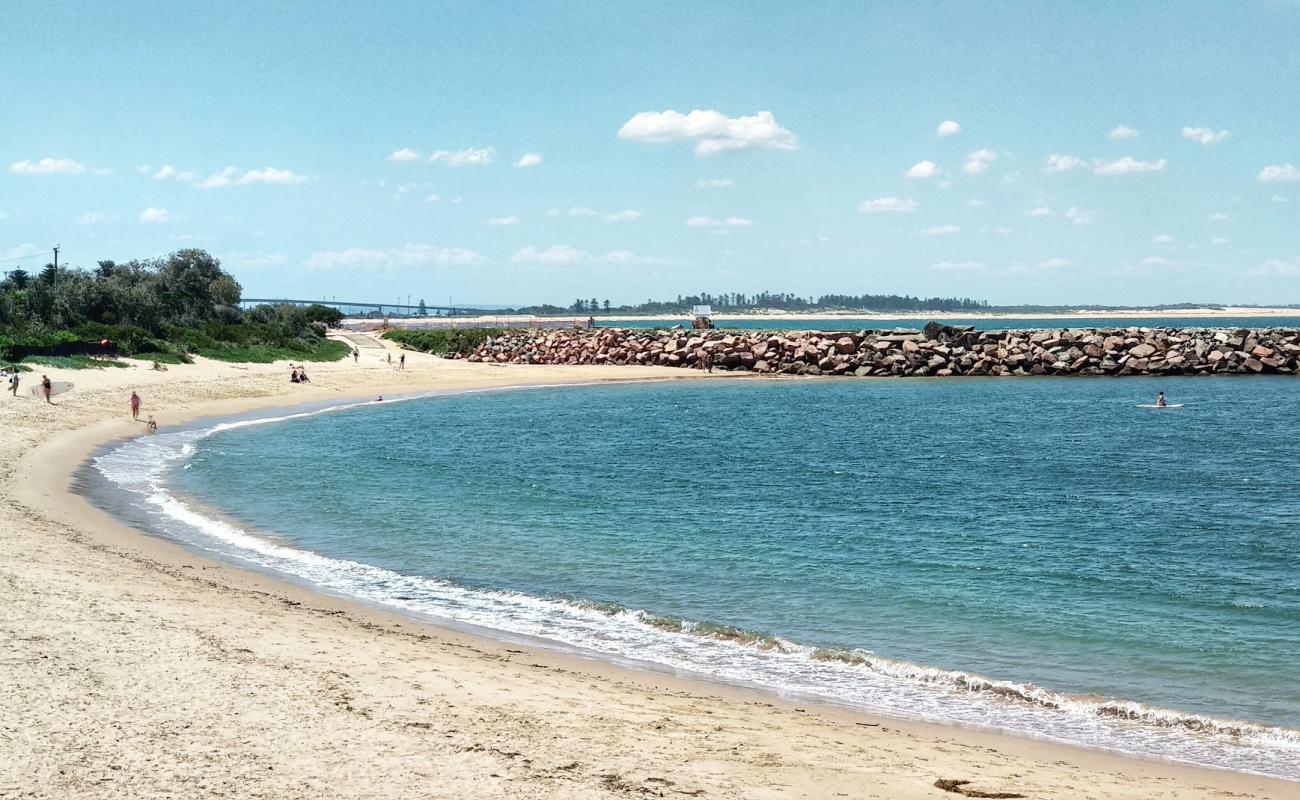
239,298,507,317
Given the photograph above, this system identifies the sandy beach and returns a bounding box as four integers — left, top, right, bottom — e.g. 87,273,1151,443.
1,332,1294,799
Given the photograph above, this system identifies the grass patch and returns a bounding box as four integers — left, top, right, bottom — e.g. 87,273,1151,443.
383,328,506,356
22,355,129,370
131,351,192,365
195,339,350,364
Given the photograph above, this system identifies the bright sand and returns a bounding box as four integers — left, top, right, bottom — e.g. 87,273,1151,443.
1,334,1294,799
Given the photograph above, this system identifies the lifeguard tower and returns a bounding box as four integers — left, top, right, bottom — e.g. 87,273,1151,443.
692,304,714,329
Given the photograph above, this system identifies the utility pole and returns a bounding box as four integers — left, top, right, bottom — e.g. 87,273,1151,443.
53,244,60,269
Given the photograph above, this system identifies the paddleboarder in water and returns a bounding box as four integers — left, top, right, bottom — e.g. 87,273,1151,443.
1156,391,1166,408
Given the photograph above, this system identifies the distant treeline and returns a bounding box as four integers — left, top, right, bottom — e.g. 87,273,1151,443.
510,292,991,315
0,249,348,364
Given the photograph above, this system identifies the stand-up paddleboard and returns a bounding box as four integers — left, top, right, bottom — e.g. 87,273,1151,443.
1136,403,1183,408
30,381,74,399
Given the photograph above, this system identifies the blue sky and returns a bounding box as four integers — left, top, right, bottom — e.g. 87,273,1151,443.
2,1,1298,306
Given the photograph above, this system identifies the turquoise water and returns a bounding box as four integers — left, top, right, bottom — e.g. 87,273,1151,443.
601,316,1300,331
90,378,1300,778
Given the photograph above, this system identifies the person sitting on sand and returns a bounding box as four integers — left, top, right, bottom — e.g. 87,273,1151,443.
290,367,301,383
1156,391,1166,408
298,367,310,383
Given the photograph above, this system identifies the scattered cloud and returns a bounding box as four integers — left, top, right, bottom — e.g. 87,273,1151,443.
905,160,940,179
1026,207,1054,218
1142,256,1175,266
223,252,288,269
962,149,997,175
685,216,755,228
1108,126,1139,141
965,199,987,208
487,216,520,226
618,109,798,156
1246,258,1300,277
1151,234,1175,244
511,246,664,267
1064,207,1094,226
930,260,982,271
697,178,734,189
568,206,597,217
139,207,172,223
9,157,85,175
1258,164,1300,183
153,165,195,182
387,148,421,162
78,211,117,224
1182,127,1229,146
986,226,1015,235
936,120,961,137
429,147,495,167
1209,211,1230,221
1094,157,1167,175
1038,257,1070,269
919,224,960,236
859,197,918,213
1211,237,1231,245
1044,154,1084,173
423,193,440,203
304,244,487,271
602,210,642,222
515,152,543,168
1270,194,1288,203
197,166,309,188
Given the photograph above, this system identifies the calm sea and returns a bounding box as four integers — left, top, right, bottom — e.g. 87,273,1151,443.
86,377,1300,779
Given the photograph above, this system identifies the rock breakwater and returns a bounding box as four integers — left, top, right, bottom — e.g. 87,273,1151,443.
457,324,1300,377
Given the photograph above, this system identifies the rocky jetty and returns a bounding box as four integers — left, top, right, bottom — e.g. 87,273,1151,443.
458,323,1300,377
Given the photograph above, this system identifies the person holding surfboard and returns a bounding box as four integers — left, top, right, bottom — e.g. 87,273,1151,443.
41,375,52,404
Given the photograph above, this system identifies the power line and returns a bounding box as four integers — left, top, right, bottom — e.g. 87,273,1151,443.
0,249,53,265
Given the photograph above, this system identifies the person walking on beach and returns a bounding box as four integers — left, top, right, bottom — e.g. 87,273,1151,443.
129,391,141,420
352,347,359,364
399,352,405,371
8,370,18,397
41,375,52,404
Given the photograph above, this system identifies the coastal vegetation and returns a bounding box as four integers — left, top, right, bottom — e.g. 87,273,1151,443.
510,292,990,316
381,327,505,356
0,249,348,365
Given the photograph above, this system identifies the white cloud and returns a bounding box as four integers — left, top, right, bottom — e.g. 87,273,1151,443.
9,157,85,175
1209,211,1230,221
304,244,487,271
1151,234,1175,244
487,216,520,226
1270,194,1288,203
1044,154,1084,173
1142,256,1175,266
905,160,940,179
858,197,918,213
1026,207,1054,218
936,120,961,137
618,109,798,156
965,199,987,208
602,210,641,222
78,211,117,224
139,207,172,223
962,149,997,175
685,216,755,228
153,165,195,182
1064,207,1094,226
568,206,597,217
930,260,982,271
515,152,543,168
1094,157,1167,175
1037,257,1070,269
919,224,961,236
1181,127,1229,146
697,178,734,189
1108,126,1139,140
387,148,421,162
987,226,1014,235
1246,258,1300,277
1211,237,1231,245
195,166,308,189
223,251,287,269
1258,164,1300,183
429,147,495,167
92,167,113,176
511,245,588,266
423,194,440,203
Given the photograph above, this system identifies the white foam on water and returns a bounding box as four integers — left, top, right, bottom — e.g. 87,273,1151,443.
88,394,1300,781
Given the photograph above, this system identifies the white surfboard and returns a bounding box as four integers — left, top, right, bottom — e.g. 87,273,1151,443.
1136,403,1183,408
30,380,74,398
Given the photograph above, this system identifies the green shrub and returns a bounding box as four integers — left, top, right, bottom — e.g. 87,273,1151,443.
383,328,506,355
22,355,129,370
